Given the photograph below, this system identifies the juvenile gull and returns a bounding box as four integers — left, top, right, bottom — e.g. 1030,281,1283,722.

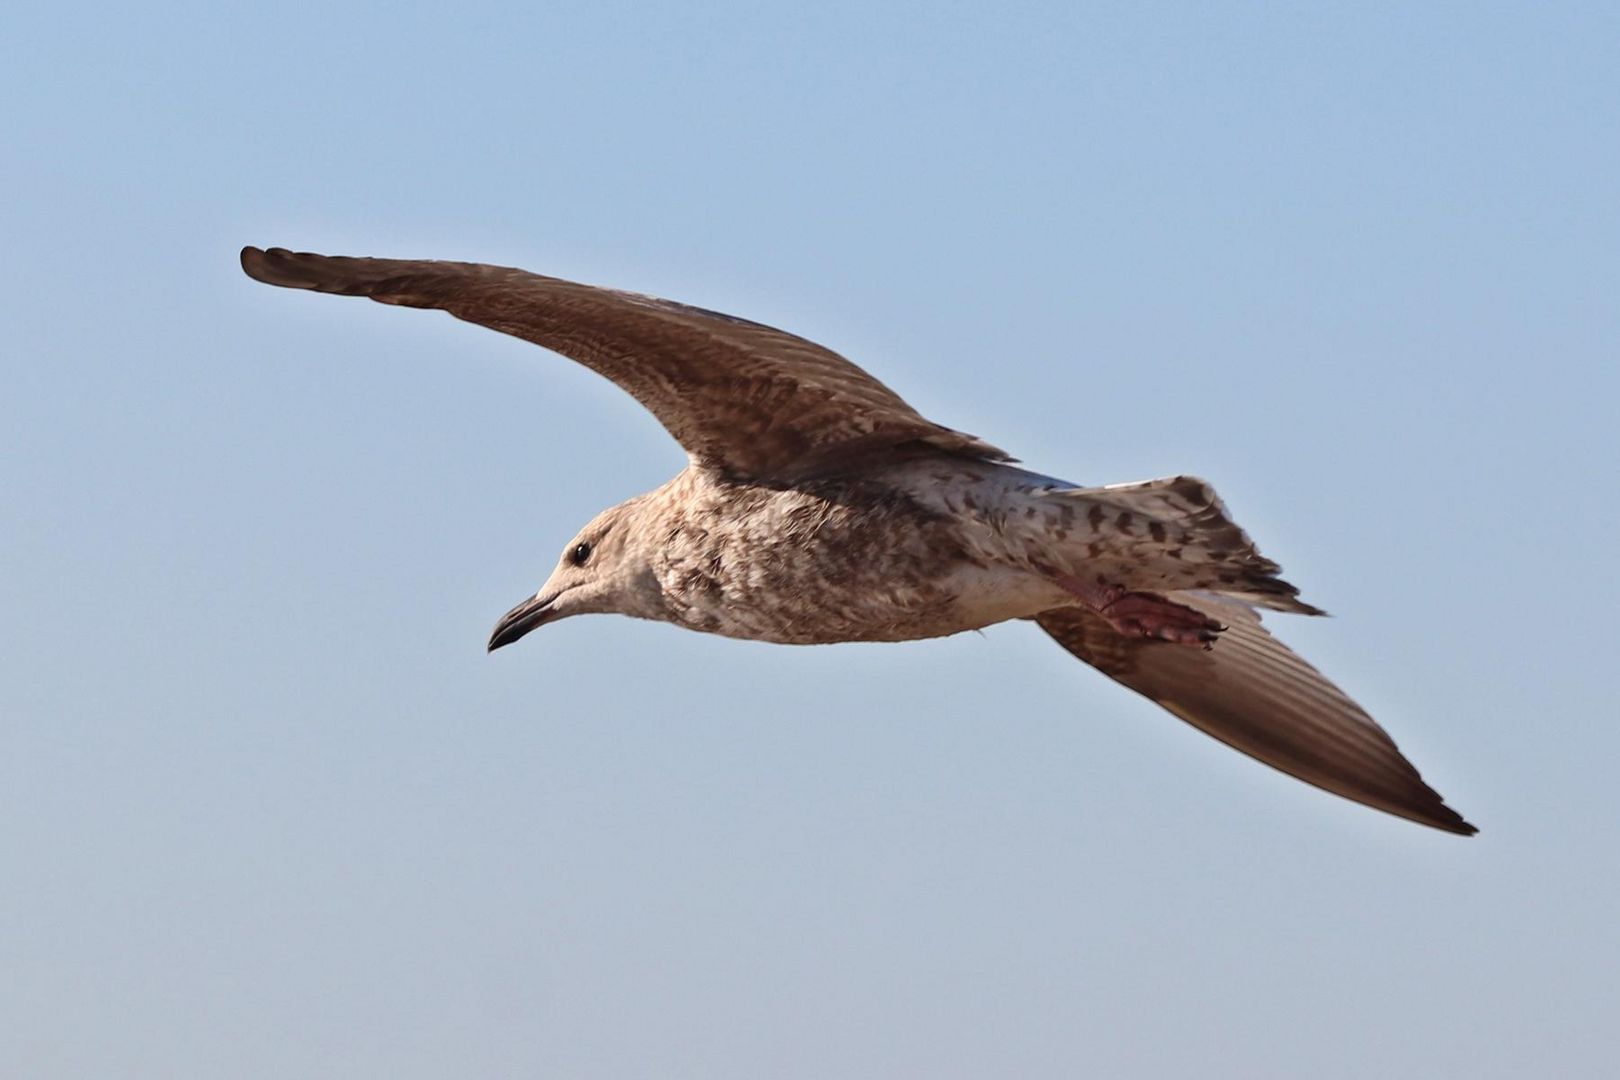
241,246,1476,836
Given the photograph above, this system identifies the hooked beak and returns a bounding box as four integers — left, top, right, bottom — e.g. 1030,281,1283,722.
487,591,560,652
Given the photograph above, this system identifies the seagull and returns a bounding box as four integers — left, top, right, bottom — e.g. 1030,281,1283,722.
241,246,1476,836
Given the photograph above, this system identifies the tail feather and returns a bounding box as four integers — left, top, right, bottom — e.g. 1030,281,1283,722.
1040,476,1325,616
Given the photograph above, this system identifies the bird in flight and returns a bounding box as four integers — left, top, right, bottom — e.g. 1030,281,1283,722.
241,246,1475,835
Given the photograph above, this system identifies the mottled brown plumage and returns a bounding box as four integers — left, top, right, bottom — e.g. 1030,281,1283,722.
240,245,1475,836
240,247,1007,480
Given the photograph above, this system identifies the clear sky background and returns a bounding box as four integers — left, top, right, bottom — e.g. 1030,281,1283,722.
4,3,1617,1077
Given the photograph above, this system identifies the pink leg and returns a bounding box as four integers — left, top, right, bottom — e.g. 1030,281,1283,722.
1052,574,1224,647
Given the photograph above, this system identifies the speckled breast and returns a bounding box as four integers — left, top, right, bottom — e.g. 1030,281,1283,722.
646,462,1077,645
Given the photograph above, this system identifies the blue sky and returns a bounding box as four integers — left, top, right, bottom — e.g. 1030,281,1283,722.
4,3,1617,1076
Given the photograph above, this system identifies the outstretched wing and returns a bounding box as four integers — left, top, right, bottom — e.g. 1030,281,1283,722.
1034,594,1475,835
241,247,1009,480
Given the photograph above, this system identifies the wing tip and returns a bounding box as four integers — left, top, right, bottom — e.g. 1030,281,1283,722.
239,244,267,278
1419,802,1479,837
1339,768,1477,836
239,246,467,307
240,244,323,289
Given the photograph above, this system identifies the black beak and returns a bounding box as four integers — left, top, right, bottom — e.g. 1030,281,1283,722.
487,592,559,652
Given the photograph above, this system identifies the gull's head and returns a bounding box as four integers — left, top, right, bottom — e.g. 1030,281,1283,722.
487,498,664,652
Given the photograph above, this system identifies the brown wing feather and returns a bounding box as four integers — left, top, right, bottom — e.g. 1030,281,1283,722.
1035,595,1476,835
240,247,1009,479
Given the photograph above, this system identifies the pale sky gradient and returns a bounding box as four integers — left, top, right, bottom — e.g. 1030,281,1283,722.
4,3,1618,1077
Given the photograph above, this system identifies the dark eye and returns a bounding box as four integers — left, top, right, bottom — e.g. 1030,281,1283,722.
569,541,592,566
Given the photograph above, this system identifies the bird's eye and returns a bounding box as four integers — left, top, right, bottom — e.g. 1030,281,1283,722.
569,541,593,566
